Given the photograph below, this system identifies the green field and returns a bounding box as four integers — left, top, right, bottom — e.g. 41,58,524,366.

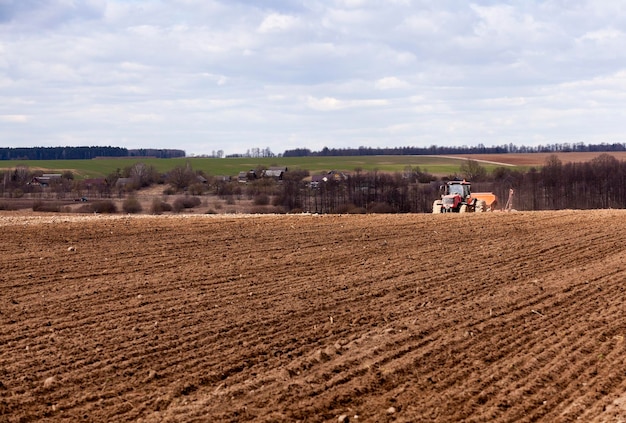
0,156,508,179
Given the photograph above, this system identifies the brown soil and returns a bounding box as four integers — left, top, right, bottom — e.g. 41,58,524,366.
2,210,626,422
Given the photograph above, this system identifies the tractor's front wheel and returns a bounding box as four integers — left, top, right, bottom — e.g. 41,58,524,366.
432,200,443,214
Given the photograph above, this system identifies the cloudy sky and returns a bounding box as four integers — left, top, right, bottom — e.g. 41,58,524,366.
1,1,626,156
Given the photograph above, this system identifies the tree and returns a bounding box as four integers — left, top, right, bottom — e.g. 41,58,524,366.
167,162,196,191
128,162,158,188
104,169,122,197
590,153,620,208
542,155,563,209
460,160,487,181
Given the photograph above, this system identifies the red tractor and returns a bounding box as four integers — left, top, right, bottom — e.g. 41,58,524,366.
432,180,497,213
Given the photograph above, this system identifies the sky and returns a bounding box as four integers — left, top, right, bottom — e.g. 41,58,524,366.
2,1,626,157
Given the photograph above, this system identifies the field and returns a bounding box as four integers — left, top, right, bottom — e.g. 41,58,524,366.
454,152,626,166
3,152,626,179
0,156,488,179
2,210,626,422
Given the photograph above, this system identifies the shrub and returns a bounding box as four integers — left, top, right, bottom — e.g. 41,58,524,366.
32,200,61,212
250,205,285,214
253,194,270,206
151,199,173,214
335,204,354,214
163,187,176,195
368,202,396,214
172,196,201,213
335,203,367,214
172,199,185,213
179,196,201,208
151,198,163,215
335,203,366,214
123,196,143,214
76,204,92,213
349,207,367,214
91,200,117,214
249,206,270,214
188,183,206,196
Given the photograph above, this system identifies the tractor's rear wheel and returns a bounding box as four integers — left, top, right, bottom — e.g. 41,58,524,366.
475,200,487,212
432,200,443,214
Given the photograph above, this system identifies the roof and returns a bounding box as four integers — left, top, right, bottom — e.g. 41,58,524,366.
263,169,286,178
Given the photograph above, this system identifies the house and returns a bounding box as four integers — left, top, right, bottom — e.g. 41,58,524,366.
29,174,62,187
310,170,347,188
310,174,327,188
238,170,257,183
262,167,288,180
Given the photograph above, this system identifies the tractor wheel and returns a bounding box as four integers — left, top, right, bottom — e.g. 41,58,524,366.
475,200,487,212
459,205,468,213
432,200,443,214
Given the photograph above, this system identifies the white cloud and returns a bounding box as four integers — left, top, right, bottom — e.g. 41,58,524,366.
307,96,388,111
375,77,410,90
258,13,299,33
127,113,160,123
579,28,623,42
0,114,29,123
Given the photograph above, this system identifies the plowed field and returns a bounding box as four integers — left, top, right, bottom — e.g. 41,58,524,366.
2,210,626,422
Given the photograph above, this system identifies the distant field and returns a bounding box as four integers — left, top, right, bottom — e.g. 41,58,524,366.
453,152,626,166
0,156,492,179
0,152,624,178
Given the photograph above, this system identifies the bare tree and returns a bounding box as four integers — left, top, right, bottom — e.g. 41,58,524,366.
167,162,196,191
460,159,487,181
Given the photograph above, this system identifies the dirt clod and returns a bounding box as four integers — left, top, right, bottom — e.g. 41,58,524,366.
43,376,57,389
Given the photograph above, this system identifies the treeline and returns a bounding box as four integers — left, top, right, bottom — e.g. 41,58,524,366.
0,147,185,160
498,153,626,210
283,142,626,157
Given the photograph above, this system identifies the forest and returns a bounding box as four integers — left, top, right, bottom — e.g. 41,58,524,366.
283,142,626,157
0,147,185,160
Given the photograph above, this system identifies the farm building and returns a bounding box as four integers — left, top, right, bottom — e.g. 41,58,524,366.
310,170,347,188
262,167,288,180
238,170,258,183
29,174,62,187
